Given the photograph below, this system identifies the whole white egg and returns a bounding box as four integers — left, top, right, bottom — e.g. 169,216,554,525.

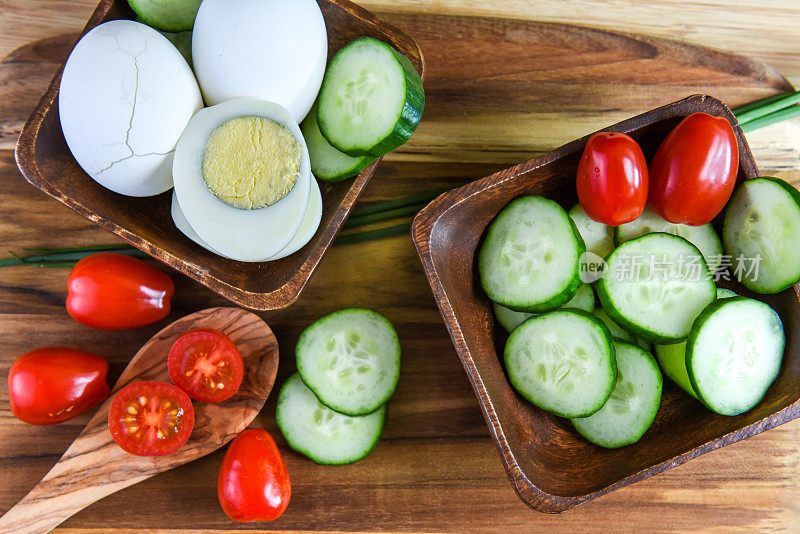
192,0,327,123
59,20,202,197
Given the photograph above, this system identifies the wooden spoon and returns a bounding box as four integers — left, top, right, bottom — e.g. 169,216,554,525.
0,307,279,534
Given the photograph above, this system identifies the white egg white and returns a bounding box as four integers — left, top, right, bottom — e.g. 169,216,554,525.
170,190,232,259
172,98,311,262
172,178,323,261
59,20,202,197
268,178,322,260
192,0,327,123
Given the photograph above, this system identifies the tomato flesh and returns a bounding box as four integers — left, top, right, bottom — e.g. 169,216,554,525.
168,329,244,403
108,381,194,456
648,112,739,226
9,347,109,425
218,429,291,522
576,131,649,226
67,253,175,330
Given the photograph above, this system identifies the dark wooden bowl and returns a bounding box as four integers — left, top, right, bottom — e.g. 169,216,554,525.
411,94,800,513
15,0,424,311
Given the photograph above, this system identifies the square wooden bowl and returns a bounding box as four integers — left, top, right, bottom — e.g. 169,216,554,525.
412,95,800,513
15,0,424,311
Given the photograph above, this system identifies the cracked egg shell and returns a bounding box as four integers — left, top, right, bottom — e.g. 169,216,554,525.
59,20,202,197
172,98,312,262
171,176,322,261
192,0,327,123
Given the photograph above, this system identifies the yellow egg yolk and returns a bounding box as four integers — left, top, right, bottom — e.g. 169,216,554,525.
201,116,301,209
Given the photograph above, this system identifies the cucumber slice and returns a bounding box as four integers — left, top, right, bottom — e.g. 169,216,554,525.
687,297,785,416
479,196,584,312
568,204,615,258
317,37,424,158
493,284,595,333
569,204,614,282
128,0,201,32
653,286,737,399
653,342,698,400
493,303,531,333
562,282,596,312
571,341,662,449
504,310,616,418
593,307,650,352
717,288,738,299
301,104,374,182
592,308,634,343
616,206,723,272
276,373,385,465
296,308,400,416
722,177,800,293
597,233,716,343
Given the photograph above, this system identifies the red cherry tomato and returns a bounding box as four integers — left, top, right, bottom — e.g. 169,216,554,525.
648,112,739,225
576,132,649,226
218,429,291,522
108,381,194,456
8,347,109,425
66,253,175,330
168,329,244,403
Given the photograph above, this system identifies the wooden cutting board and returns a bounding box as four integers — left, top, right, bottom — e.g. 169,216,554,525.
1,12,799,533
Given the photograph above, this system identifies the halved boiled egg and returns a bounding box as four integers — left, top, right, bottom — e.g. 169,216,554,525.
171,177,322,261
268,178,322,260
170,191,231,259
172,98,312,262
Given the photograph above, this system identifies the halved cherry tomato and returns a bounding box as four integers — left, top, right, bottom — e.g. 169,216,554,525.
9,347,109,425
576,131,649,226
218,429,291,522
108,381,194,456
648,112,739,226
67,253,175,330
168,329,244,403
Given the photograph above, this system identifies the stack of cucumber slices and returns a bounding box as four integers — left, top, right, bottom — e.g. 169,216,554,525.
301,37,425,182
481,177,795,449
276,309,401,464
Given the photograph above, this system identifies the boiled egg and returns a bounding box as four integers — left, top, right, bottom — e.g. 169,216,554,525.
191,0,327,123
171,177,322,261
59,20,202,196
268,178,322,260
170,191,231,259
172,98,312,262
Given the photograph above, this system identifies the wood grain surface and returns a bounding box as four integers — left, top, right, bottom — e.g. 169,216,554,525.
3,1,800,87
1,1,800,532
